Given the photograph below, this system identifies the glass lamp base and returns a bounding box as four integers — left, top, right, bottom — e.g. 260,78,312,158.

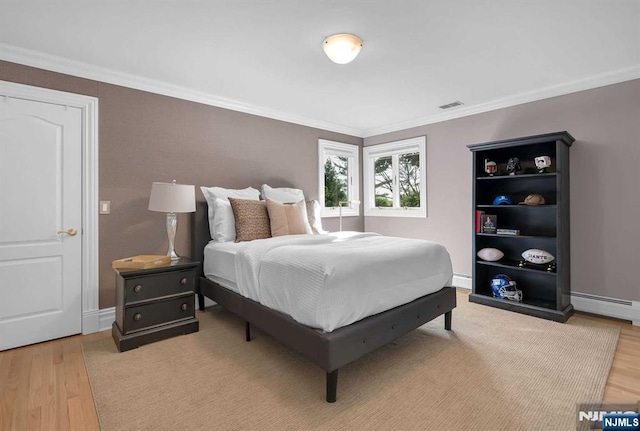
166,212,180,260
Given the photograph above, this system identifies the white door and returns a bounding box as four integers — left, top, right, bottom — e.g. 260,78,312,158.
0,94,83,351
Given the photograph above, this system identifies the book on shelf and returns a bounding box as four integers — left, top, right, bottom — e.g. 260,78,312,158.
497,228,520,236
481,214,497,234
475,210,485,233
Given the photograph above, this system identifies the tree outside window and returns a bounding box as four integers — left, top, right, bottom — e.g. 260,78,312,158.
399,152,420,208
364,137,426,218
318,140,359,217
324,155,348,207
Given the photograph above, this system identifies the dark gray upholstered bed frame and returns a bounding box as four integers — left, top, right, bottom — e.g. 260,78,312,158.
191,200,456,402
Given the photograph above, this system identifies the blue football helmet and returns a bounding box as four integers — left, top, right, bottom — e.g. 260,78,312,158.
490,274,522,302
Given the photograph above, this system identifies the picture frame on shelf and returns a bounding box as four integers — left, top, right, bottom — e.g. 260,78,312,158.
481,214,497,234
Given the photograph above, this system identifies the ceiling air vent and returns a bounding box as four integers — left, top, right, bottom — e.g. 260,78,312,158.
439,101,464,110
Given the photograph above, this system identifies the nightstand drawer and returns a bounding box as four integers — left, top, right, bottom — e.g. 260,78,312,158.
124,269,195,303
124,295,194,333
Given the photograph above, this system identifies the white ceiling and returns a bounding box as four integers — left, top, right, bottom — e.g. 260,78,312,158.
0,0,638,137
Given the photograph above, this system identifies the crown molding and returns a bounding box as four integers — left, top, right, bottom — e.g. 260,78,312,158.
0,43,362,137
2,43,638,140
362,65,640,138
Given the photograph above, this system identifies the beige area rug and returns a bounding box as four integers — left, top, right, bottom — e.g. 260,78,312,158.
83,293,619,431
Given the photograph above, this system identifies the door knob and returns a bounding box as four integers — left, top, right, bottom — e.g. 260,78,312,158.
56,228,78,236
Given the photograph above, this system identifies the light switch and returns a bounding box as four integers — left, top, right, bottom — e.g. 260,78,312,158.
99,201,111,214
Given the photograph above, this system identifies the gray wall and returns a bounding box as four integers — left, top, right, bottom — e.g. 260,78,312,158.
364,79,640,301
0,61,363,309
3,59,637,304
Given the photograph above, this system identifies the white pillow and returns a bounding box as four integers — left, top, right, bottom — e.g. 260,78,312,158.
212,198,236,242
200,186,260,241
260,184,312,234
306,200,328,234
260,184,305,203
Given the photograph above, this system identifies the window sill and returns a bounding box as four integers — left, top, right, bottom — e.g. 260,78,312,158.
321,209,360,218
364,209,426,218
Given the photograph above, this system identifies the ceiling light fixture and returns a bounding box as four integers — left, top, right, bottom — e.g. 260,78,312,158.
322,33,363,64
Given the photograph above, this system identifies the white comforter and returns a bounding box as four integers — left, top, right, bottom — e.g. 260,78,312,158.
234,232,453,332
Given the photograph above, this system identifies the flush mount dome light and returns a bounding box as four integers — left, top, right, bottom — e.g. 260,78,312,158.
322,33,363,64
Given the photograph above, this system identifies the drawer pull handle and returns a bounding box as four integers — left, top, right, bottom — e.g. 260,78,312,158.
181,303,188,311
180,277,189,285
134,285,142,293
133,313,142,321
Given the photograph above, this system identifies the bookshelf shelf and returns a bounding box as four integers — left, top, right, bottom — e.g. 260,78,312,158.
476,204,557,209
476,172,557,180
476,259,557,275
476,233,555,240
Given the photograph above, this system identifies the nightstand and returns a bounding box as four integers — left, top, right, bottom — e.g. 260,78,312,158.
112,258,199,352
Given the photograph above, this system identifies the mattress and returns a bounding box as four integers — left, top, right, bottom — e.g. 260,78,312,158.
203,241,240,292
207,232,453,332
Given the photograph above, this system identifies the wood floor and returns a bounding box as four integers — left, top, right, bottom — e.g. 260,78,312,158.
1,300,638,430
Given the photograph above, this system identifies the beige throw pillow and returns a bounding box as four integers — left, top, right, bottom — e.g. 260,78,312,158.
266,199,307,237
228,198,272,242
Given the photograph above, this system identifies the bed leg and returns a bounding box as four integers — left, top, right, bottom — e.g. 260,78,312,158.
326,370,338,403
444,310,452,330
197,294,205,311
245,322,251,342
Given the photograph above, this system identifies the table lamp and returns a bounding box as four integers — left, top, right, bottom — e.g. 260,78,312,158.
148,180,196,260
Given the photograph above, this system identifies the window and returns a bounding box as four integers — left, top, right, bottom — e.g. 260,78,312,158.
318,140,360,217
363,136,426,217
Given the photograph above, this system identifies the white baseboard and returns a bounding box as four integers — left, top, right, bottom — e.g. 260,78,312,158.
452,274,472,290
98,307,115,332
82,309,100,334
197,296,217,310
82,307,115,333
572,292,640,326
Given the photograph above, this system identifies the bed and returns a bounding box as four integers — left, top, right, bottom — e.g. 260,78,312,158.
191,200,456,402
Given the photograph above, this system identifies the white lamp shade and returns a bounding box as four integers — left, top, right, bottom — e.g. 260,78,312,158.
148,182,196,213
323,33,363,64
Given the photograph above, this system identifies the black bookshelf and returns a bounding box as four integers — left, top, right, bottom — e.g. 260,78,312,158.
468,132,574,322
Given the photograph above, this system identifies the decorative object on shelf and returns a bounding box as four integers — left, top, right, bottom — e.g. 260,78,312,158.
519,248,556,272
521,248,555,264
534,155,552,173
477,248,504,261
481,214,497,234
492,195,512,205
490,274,522,302
506,157,522,175
322,33,363,64
112,255,171,270
518,193,546,206
496,228,520,236
484,158,497,176
148,180,196,260
338,199,360,231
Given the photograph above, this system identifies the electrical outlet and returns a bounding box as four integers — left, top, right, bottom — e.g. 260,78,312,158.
99,201,111,214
